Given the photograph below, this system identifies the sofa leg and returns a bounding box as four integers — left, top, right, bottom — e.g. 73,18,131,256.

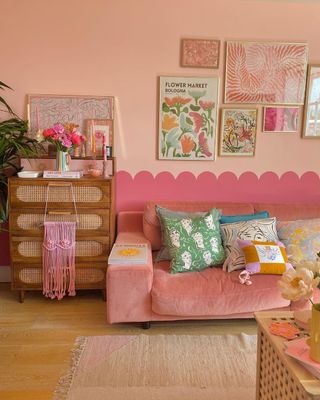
142,321,151,329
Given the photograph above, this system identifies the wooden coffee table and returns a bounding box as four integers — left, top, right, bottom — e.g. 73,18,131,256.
255,311,320,400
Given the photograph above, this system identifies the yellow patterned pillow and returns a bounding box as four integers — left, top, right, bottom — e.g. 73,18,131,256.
237,239,293,274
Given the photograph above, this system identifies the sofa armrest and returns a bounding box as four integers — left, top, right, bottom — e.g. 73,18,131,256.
106,230,154,324
117,211,144,233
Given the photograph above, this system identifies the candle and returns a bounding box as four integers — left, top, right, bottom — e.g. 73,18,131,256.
27,104,30,129
92,123,96,157
36,106,39,131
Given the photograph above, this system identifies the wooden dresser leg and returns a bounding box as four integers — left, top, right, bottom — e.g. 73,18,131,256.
19,290,25,303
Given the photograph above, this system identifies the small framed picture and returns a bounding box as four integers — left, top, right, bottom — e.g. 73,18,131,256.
180,38,220,69
219,108,258,156
262,106,299,133
86,119,113,157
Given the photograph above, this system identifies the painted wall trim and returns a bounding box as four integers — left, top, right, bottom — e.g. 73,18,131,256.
116,170,320,211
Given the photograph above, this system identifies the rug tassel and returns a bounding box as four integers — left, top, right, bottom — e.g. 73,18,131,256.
53,336,87,400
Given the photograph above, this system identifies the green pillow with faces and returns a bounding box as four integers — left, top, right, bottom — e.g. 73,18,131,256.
161,208,225,273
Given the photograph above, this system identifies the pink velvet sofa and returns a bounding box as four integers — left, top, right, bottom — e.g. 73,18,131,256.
107,201,320,327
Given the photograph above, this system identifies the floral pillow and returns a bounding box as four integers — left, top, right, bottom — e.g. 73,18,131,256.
155,206,206,262
277,218,320,266
237,239,293,275
160,209,225,273
220,217,279,272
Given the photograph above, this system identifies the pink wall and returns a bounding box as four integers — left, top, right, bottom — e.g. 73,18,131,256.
1,0,320,268
1,0,320,177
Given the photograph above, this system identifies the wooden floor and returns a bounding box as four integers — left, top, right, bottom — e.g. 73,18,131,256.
0,283,257,400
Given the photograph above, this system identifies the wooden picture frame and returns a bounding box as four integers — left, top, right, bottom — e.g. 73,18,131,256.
219,108,258,156
302,64,320,138
158,76,219,160
27,94,114,139
85,119,113,157
262,106,299,133
180,38,220,69
224,41,308,104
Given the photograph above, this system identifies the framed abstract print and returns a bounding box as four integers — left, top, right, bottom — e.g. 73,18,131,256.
27,94,114,139
262,106,299,133
302,64,320,138
158,76,219,160
181,38,220,69
224,41,308,104
219,108,258,156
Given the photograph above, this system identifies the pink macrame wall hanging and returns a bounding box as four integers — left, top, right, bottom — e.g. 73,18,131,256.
43,221,76,300
42,184,78,300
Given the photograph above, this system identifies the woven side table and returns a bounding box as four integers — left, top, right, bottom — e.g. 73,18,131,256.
255,311,320,400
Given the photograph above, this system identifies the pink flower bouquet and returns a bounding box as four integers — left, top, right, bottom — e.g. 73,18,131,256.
42,122,86,153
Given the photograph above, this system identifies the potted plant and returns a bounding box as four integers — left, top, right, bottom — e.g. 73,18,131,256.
0,81,42,222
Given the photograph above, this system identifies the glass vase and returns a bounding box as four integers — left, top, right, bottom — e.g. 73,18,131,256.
56,150,70,172
308,304,320,362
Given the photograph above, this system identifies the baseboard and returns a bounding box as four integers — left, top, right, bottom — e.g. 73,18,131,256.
0,266,11,282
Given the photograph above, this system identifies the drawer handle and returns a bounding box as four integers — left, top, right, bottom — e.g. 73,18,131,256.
48,182,73,187
48,211,72,215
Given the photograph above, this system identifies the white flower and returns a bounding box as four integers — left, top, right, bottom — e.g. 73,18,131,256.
277,267,320,302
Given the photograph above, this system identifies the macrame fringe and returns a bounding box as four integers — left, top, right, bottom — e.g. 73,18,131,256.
43,221,76,300
53,336,87,400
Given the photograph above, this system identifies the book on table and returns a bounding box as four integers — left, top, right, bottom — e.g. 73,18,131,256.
108,243,148,265
284,337,320,379
43,170,83,179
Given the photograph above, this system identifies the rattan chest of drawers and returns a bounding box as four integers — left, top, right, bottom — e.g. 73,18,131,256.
8,176,115,302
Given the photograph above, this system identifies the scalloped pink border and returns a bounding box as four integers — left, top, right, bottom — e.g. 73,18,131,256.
116,170,320,211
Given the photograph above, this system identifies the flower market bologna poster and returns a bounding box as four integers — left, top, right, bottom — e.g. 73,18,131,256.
159,76,219,160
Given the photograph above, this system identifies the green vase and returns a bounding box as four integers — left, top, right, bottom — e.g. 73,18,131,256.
56,150,70,172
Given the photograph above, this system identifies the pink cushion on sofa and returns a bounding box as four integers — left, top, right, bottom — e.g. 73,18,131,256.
254,203,320,221
151,262,289,317
143,201,254,250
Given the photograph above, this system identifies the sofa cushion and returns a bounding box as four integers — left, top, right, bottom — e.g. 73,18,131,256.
151,261,289,317
254,203,320,220
277,218,320,265
220,210,269,224
143,201,255,250
160,209,225,273
155,205,206,261
237,239,293,274
221,217,279,272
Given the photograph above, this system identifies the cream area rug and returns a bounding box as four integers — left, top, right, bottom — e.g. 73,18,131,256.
54,334,257,400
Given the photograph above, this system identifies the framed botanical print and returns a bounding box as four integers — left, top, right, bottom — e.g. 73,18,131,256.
262,106,299,133
158,76,219,160
302,64,320,138
224,41,308,104
219,108,258,156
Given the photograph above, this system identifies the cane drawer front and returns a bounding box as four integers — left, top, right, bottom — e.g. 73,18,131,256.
9,177,112,209
11,236,110,263
12,263,106,290
9,208,111,236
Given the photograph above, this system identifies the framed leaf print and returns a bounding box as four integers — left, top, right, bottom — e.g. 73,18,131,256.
224,41,308,104
158,76,219,160
219,108,258,156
